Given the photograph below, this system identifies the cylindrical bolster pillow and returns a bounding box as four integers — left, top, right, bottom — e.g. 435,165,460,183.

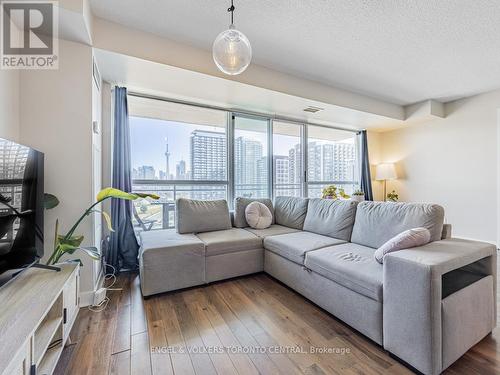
245,201,272,229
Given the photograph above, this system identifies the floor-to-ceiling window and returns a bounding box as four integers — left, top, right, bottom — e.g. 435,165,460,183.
129,96,228,231
233,115,270,199
128,94,360,233
306,125,359,198
272,121,303,197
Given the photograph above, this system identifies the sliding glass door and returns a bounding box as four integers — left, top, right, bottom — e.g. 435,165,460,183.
232,115,270,199
272,121,303,197
306,125,359,197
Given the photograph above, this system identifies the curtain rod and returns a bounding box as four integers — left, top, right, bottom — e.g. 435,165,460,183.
126,91,361,134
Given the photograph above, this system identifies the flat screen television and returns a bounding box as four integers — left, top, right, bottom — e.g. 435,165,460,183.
0,138,44,288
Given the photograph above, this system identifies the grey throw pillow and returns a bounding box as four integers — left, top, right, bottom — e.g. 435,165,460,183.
374,227,431,264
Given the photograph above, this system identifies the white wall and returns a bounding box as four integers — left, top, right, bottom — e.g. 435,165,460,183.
19,39,97,297
372,89,500,244
0,70,20,142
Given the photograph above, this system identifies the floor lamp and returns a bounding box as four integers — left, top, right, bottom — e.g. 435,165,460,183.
375,163,397,201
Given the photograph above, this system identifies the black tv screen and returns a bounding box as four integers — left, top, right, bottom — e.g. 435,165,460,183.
0,138,44,286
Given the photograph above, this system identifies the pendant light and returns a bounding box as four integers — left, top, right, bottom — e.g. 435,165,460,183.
212,0,252,75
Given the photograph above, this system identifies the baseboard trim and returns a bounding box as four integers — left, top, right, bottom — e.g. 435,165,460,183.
79,269,105,307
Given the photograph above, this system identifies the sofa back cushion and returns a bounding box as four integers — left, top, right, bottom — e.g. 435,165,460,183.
176,198,232,234
351,201,445,248
303,198,358,241
233,197,274,228
274,196,309,230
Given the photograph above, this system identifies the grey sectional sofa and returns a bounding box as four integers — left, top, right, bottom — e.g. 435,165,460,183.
139,196,497,375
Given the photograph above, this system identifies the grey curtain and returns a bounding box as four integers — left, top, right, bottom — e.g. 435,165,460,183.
110,87,139,270
359,130,374,201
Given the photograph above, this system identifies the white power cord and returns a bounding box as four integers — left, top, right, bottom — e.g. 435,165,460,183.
88,263,122,313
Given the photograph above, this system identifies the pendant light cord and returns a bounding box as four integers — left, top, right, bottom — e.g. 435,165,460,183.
228,0,235,25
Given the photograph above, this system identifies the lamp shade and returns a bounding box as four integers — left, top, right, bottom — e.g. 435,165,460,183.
375,163,397,180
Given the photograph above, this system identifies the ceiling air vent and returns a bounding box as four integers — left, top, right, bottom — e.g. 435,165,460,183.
303,106,324,113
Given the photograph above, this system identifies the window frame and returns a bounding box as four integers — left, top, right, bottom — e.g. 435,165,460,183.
127,92,361,214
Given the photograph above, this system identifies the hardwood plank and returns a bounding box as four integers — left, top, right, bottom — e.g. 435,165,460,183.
169,293,217,375
185,289,260,375
159,297,197,375
204,286,284,375
112,304,131,354
110,350,131,375
130,275,147,335
131,332,152,375
144,297,175,375
181,291,239,375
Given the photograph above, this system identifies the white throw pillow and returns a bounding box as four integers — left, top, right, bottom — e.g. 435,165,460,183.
245,201,273,229
374,227,431,264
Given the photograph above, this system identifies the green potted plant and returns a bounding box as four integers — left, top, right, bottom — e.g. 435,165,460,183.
387,190,399,202
46,187,159,266
352,189,365,202
322,185,338,199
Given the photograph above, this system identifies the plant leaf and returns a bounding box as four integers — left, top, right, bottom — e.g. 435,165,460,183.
134,192,160,200
58,235,84,248
97,187,138,202
100,210,114,232
44,193,60,209
79,246,101,260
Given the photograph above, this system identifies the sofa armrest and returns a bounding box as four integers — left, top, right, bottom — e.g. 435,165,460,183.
383,238,497,375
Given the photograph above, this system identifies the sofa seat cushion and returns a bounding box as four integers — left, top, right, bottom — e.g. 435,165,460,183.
139,229,205,256
196,228,262,256
245,224,300,238
264,231,345,265
305,243,383,301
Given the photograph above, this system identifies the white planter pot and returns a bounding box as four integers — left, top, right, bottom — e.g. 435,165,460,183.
351,195,365,203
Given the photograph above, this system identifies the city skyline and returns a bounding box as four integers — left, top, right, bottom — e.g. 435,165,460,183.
132,130,356,189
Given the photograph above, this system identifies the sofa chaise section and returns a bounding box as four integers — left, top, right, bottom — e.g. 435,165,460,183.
139,229,205,296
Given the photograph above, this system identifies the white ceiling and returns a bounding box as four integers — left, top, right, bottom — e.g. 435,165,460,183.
90,0,500,105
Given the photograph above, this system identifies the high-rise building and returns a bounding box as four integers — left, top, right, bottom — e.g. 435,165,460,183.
235,137,265,197
273,155,291,196
322,143,356,182
137,165,156,179
288,144,301,184
307,142,322,181
190,130,226,181
176,160,187,179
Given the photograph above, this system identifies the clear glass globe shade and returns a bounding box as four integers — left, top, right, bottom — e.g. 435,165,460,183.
212,27,252,75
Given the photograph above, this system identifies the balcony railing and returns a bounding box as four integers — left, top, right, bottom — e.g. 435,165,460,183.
131,179,359,234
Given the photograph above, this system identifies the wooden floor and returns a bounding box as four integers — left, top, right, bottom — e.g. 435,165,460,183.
55,271,500,375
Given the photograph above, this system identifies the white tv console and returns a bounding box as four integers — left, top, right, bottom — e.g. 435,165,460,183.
0,263,80,375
